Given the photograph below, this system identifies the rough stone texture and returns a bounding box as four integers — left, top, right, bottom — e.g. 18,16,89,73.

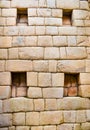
0,72,11,85
13,113,25,125
27,72,38,86
0,86,11,99
79,85,90,97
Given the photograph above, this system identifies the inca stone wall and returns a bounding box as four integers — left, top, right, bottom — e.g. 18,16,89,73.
0,0,90,130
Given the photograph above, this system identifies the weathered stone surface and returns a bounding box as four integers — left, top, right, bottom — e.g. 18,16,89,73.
52,9,62,17
43,88,63,98
46,26,58,35
27,72,37,86
0,61,5,72
81,123,90,130
25,36,37,46
59,27,77,35
26,112,39,125
44,126,56,130
16,126,30,130
27,87,42,98
57,124,73,130
0,72,11,85
64,111,76,123
13,113,25,125
0,114,12,127
31,126,43,130
53,36,67,46
12,36,25,47
36,26,46,35
38,36,52,47
86,60,90,72
0,86,11,99
9,48,18,59
79,85,90,97
6,60,32,71
57,60,85,73
86,110,90,121
45,99,57,110
76,110,86,123
4,27,18,36
34,99,44,111
49,60,57,72
45,18,62,26
79,73,90,84
37,8,51,17
0,37,12,48
40,111,63,125
2,9,17,17
0,1,10,8
0,100,2,113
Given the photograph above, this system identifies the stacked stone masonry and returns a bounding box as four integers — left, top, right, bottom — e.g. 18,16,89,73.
0,0,90,130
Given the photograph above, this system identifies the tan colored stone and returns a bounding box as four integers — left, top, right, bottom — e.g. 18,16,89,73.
47,0,55,8
0,86,11,99
0,61,5,72
52,73,64,86
45,99,57,110
0,72,11,85
0,27,4,35
81,123,90,130
60,47,67,59
28,17,44,26
2,9,16,17
86,60,90,72
6,60,32,72
38,73,51,87
16,126,30,130
46,26,58,35
59,27,77,35
0,1,10,8
9,48,18,59
9,126,15,130
86,110,90,121
44,47,59,59
73,20,84,27
49,60,57,72
45,18,62,26
74,124,82,130
25,36,37,46
12,36,25,47
0,49,7,59
36,26,46,35
6,18,16,26
43,88,63,98
31,126,43,130
0,114,12,127
77,36,89,47
67,36,77,46
37,8,51,17
57,60,85,73
39,0,47,7
0,128,8,130
64,111,76,123
57,124,73,130
0,37,12,48
34,99,44,111
80,1,89,10
76,110,86,123
27,72,38,86
40,111,63,125
28,8,37,16
4,27,18,36
44,126,56,130
33,60,49,72
27,87,42,98
26,112,39,125
19,26,35,35
77,27,86,35
0,17,6,26
52,9,62,18
13,113,25,125
0,100,2,113
79,85,90,97
53,36,67,46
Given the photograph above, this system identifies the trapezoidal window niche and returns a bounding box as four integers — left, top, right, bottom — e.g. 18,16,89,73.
17,8,28,25
11,72,27,97
63,10,72,26
64,73,79,97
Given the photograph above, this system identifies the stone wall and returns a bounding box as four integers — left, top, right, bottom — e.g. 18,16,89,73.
0,0,90,130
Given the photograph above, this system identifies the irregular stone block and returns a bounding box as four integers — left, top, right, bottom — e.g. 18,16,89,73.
34,99,44,111
76,110,86,123
13,113,25,125
0,72,11,85
0,37,12,48
53,36,67,46
79,85,90,97
64,111,76,123
0,86,11,99
38,36,52,47
81,123,90,130
45,99,57,110
27,72,38,86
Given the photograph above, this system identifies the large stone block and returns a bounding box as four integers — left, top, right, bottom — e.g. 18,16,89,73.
0,100,2,113
0,72,11,85
27,87,42,98
25,36,37,46
40,111,63,125
57,60,85,73
12,36,25,47
13,113,25,125
34,99,44,111
28,17,44,26
44,125,56,130
27,72,38,86
0,61,5,71
31,126,43,130
79,85,90,98
53,36,67,46
0,1,10,8
57,124,73,130
38,73,51,87
67,36,77,46
81,123,90,130
16,126,30,130
9,48,18,59
26,112,39,125
47,0,56,8
44,47,60,59
49,60,57,72
19,47,44,60
59,27,77,35
0,49,7,59
6,60,32,72
52,73,64,86
18,26,35,35
37,8,51,17
36,26,46,35
45,99,57,110
28,8,37,16
2,9,17,17
64,111,76,123
0,37,12,48
43,88,63,98
0,86,11,99
46,26,58,35
56,0,79,9
76,110,86,123
45,18,62,26
33,60,49,72
86,110,90,121
0,114,12,127
6,17,16,26
86,60,90,72
52,9,62,17
4,27,18,36
79,73,90,84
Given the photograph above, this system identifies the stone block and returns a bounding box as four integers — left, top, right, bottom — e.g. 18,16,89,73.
64,111,76,122
0,86,11,99
31,126,43,130
25,36,37,46
19,47,44,60
86,60,90,72
4,27,19,36
49,60,57,72
9,126,15,130
38,73,51,87
59,27,77,35
45,99,57,110
0,100,2,113
81,123,90,130
74,124,82,130
52,73,64,86
66,47,87,59
0,27,4,35
28,8,37,16
16,126,30,130
79,73,90,84
57,124,73,130
19,26,35,35
0,49,7,59
38,36,53,47
0,61,5,71
6,17,16,26
43,88,63,98
44,126,56,130
0,17,6,26
79,85,90,98
44,47,60,59
86,27,90,36
6,60,32,72
0,114,12,127
52,9,62,17
27,87,42,98
28,17,44,26
0,128,8,130
9,48,18,59
0,1,10,8
0,37,12,48
33,60,49,72
46,26,58,35
47,0,56,8
3,98,33,112
27,72,38,86
40,111,63,125
67,36,77,46
80,1,89,10
77,27,86,35
45,18,62,26
34,99,44,111
12,36,25,47
39,0,47,7
57,60,85,73
53,36,67,46
56,0,79,9
36,26,46,35
77,36,89,47
37,8,51,17
76,110,86,123
86,110,90,121
57,97,90,110
60,47,67,59
73,20,84,27
26,112,39,125
2,9,17,17
0,72,11,85
13,113,25,125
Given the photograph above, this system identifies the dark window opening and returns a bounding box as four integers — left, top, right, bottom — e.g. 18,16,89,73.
11,72,27,97
63,10,72,26
17,8,28,25
64,73,79,97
